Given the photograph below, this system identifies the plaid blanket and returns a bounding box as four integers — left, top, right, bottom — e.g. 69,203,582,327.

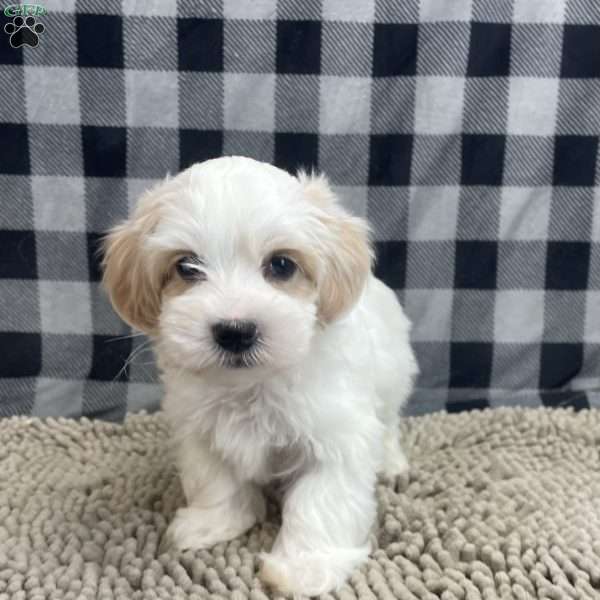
1,0,599,419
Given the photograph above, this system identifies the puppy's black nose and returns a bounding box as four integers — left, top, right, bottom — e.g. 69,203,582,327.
211,320,258,353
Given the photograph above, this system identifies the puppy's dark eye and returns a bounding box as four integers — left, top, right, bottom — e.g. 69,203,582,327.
266,255,297,281
176,255,205,282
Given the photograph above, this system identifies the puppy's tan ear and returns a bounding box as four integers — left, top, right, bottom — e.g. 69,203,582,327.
298,172,373,322
102,201,163,334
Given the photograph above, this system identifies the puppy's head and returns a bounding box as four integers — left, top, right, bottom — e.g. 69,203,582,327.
103,157,372,381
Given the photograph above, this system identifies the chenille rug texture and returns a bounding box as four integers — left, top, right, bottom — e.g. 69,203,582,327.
1,408,600,600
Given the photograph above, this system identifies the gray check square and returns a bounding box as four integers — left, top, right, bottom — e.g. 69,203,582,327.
1,176,33,230
411,342,451,388
370,78,416,134
85,178,128,232
407,186,460,241
25,66,80,125
277,0,321,19
80,69,126,126
39,281,92,335
224,0,276,18
320,77,371,134
499,187,552,240
321,22,373,77
179,73,223,129
513,0,566,22
223,131,275,164
124,17,178,70
405,289,454,342
333,186,368,217
503,137,554,186
495,291,545,343
32,175,86,232
367,187,409,241
323,0,374,21
471,0,514,22
548,188,594,241
178,0,222,17
451,290,496,342
557,80,600,135
224,73,276,131
123,0,177,16
127,383,162,413
127,178,161,213
23,13,77,67
406,241,456,289
414,76,465,134
584,291,600,342
41,334,92,379
126,70,178,128
456,187,501,240
565,0,600,23
411,135,461,185
543,291,585,342
90,283,130,337
416,22,470,76
275,75,320,133
510,24,563,77
83,381,128,420
463,79,509,133
374,0,418,22
319,135,369,185
127,128,180,179
0,66,26,123
33,379,84,418
497,241,546,289
419,0,472,21
224,20,276,73
29,125,83,176
491,343,540,389
0,281,39,332
507,77,559,136
35,232,89,280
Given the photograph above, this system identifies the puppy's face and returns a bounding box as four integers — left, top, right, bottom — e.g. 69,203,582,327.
103,157,372,383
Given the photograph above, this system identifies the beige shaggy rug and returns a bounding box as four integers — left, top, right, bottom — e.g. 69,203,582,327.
1,408,600,600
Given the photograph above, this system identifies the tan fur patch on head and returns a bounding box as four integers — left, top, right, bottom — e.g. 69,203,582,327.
102,196,165,334
298,172,373,322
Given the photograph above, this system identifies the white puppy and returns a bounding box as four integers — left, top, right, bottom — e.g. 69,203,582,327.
102,156,418,596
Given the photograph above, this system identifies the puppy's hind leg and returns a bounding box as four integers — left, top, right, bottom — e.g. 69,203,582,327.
380,407,409,478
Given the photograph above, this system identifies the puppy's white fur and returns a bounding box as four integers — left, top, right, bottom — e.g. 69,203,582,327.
103,156,418,596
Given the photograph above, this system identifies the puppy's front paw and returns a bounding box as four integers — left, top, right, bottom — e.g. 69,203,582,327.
161,506,255,553
259,546,369,596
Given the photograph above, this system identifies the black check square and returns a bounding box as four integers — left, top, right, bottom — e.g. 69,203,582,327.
89,335,132,382
553,136,598,187
462,135,506,185
545,242,590,290
82,126,127,178
0,14,22,65
77,14,123,69
540,390,589,411
374,241,407,290
179,130,223,170
0,230,36,279
178,18,223,72
373,23,418,77
369,134,413,186
0,332,41,377
0,123,29,175
276,20,321,75
274,133,318,174
539,343,584,389
467,22,511,77
449,342,494,388
455,241,498,289
561,25,600,78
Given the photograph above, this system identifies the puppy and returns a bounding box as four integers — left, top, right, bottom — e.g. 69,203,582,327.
102,156,418,596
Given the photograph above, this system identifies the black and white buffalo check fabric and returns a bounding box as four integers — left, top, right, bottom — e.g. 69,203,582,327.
1,0,600,420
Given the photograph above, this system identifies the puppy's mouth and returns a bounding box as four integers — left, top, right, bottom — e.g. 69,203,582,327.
218,349,261,369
